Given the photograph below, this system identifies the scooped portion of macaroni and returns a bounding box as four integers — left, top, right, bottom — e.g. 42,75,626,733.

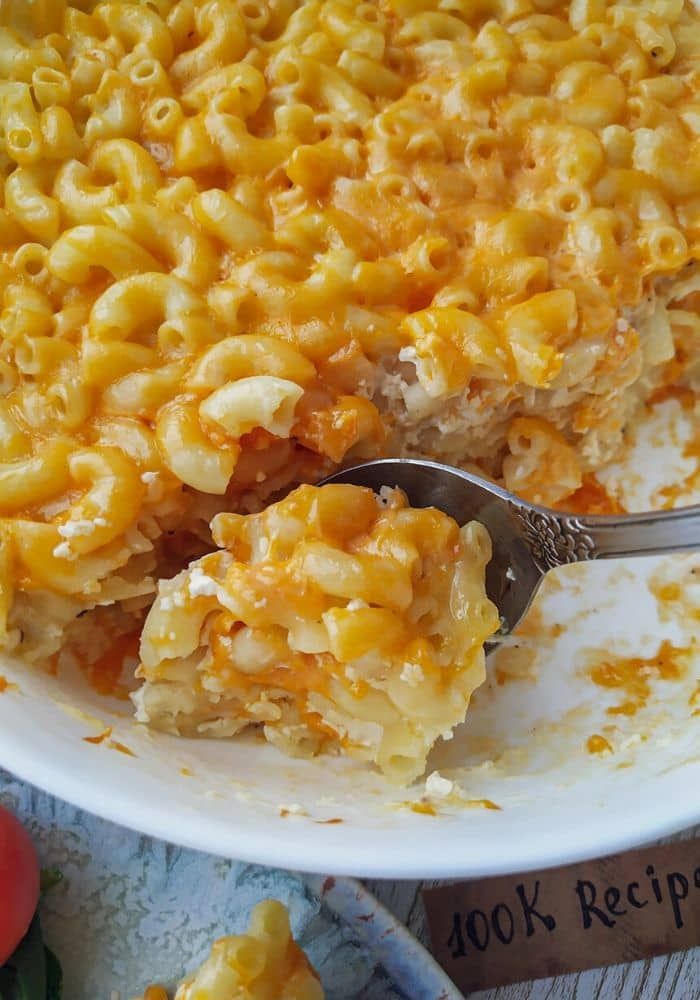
135,484,498,783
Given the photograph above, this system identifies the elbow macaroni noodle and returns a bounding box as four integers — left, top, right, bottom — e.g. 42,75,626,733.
174,900,324,1000
0,0,699,776
139,900,324,1000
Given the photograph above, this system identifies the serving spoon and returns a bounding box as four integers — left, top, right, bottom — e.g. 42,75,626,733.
323,458,700,637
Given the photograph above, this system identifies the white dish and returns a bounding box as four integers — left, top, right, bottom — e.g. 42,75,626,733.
0,399,698,878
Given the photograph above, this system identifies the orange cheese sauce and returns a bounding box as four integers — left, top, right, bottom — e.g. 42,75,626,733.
563,475,626,515
494,646,540,687
83,631,140,701
658,478,700,509
513,606,544,640
302,712,338,741
403,797,500,815
83,727,112,745
0,675,17,693
648,384,697,410
142,987,169,1000
690,684,700,717
82,727,137,756
210,645,341,744
656,397,700,508
410,802,437,816
467,799,502,811
220,660,332,698
587,734,614,756
648,566,700,626
658,470,700,509
656,582,682,603
589,640,692,716
281,942,323,989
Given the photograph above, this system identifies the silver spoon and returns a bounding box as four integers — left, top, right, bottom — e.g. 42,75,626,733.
323,458,700,636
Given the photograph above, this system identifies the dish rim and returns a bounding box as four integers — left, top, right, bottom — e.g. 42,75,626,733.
2,724,698,878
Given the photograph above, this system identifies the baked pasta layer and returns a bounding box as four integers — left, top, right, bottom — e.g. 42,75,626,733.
136,484,498,782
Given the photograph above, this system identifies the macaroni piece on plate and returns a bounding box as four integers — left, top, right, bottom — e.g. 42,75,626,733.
136,484,498,782
0,1,699,768
141,900,323,1000
176,901,323,1000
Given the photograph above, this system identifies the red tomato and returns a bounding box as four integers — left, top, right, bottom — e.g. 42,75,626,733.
0,804,40,965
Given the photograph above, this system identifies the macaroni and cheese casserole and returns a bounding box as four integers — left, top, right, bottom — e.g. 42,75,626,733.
1,0,699,776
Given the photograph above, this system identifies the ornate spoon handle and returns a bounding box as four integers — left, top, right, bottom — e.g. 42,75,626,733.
511,503,700,572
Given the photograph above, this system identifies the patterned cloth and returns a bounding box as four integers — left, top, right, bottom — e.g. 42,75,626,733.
0,771,405,1000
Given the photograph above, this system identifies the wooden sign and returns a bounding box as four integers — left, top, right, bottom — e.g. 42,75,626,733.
424,839,700,992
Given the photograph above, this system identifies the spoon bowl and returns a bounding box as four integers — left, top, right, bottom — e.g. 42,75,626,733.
324,458,700,635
